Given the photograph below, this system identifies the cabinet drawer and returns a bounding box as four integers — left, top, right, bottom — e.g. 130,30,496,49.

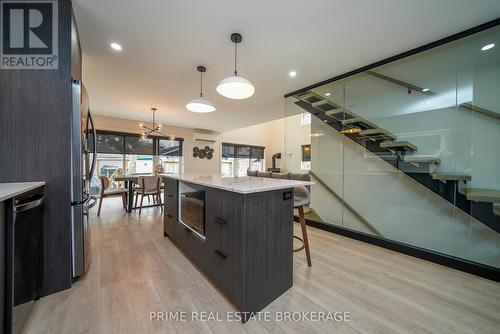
164,211,176,237
174,221,208,271
205,188,242,306
163,178,178,198
165,199,177,219
206,189,242,258
208,247,242,307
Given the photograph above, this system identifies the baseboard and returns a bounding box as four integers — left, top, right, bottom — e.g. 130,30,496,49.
295,217,500,282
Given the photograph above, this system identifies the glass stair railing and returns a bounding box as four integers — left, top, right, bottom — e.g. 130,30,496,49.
293,91,499,233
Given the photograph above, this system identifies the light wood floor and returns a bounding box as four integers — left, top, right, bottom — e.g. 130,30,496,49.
22,197,500,334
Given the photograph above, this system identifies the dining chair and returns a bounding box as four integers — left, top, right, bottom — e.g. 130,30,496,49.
293,186,311,266
136,176,163,215
97,176,128,216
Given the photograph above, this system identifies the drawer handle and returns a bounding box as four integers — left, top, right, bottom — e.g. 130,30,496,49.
214,249,227,260
166,214,172,218
215,217,227,225
167,194,174,198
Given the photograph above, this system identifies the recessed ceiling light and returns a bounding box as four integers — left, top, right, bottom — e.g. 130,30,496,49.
289,71,297,77
481,43,495,51
422,88,429,92
110,43,122,51
325,93,331,96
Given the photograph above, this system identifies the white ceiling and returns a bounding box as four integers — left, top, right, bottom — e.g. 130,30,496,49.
73,0,500,133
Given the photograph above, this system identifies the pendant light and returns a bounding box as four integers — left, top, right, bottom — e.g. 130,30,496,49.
216,33,255,99
186,66,216,113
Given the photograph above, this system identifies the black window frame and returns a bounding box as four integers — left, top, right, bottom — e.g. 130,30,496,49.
222,143,265,160
92,130,184,157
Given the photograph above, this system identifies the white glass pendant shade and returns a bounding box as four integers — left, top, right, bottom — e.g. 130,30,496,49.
186,96,216,113
216,75,255,99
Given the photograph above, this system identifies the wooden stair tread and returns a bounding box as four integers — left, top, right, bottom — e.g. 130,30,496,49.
359,128,396,140
297,92,323,104
341,117,378,129
325,109,357,119
380,141,417,151
465,188,500,203
404,155,441,163
432,173,471,181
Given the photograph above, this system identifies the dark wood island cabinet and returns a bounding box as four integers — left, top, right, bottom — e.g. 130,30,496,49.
162,174,312,321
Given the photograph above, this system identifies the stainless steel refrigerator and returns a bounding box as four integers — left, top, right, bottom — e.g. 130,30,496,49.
71,80,97,279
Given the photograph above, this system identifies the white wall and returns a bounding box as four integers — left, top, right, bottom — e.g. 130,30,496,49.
219,118,284,171
92,115,285,174
283,98,311,173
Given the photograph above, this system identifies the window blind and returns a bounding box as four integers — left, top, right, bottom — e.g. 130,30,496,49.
94,131,183,156
222,143,265,159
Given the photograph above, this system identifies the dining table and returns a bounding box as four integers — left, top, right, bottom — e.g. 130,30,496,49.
114,174,166,213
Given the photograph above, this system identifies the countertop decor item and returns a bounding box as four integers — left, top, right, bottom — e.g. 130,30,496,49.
154,164,165,175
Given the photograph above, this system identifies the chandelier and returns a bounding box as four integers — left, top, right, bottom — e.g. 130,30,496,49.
139,107,174,140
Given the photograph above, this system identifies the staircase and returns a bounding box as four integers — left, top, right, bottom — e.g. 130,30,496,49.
294,91,500,233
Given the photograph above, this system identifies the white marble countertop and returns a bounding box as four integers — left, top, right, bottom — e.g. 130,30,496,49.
161,173,313,194
0,182,46,201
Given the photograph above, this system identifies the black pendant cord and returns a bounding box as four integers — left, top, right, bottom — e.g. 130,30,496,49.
200,71,203,97
234,42,238,76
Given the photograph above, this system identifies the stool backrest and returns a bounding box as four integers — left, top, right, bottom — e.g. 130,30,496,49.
139,176,160,192
100,176,110,191
293,186,310,208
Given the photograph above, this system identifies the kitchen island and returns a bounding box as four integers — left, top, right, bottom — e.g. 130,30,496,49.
161,174,312,322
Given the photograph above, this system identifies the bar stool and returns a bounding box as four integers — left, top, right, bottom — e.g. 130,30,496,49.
293,186,311,266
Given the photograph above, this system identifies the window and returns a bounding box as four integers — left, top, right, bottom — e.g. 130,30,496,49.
92,153,124,195
301,144,311,171
95,133,124,154
221,143,265,176
301,113,311,125
158,138,183,174
159,156,182,174
91,131,184,188
125,155,153,174
125,136,154,155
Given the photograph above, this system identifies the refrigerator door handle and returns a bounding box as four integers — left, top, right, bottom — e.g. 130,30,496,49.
87,110,97,180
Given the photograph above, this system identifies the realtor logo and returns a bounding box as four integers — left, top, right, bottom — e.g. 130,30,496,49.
1,0,58,69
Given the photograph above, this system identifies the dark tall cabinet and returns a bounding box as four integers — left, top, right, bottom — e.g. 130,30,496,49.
0,0,82,296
